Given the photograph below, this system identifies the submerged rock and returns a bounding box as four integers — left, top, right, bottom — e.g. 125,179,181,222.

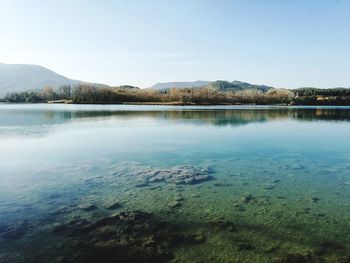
264,245,280,254
214,182,233,187
274,252,313,263
182,232,206,244
135,182,150,188
262,183,276,190
327,255,350,263
262,179,280,190
288,164,304,170
174,195,184,202
238,243,255,251
296,207,312,216
240,194,255,204
167,201,182,210
78,203,97,212
112,163,214,185
320,241,344,251
53,210,206,262
0,221,29,239
103,200,122,210
51,223,66,233
233,204,246,212
52,205,73,215
310,197,320,203
210,218,236,232
146,165,213,184
64,219,90,235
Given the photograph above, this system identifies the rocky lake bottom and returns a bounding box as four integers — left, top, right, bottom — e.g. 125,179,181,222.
0,105,350,263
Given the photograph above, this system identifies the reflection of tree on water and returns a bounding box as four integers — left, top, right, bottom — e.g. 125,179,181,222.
1,108,350,128
289,108,350,122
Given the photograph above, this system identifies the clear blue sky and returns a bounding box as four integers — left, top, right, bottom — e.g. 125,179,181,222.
1,0,349,88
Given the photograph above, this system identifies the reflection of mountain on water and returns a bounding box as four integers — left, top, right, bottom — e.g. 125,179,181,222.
0,107,350,129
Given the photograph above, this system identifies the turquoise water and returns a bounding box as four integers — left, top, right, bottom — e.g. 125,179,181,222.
0,104,350,263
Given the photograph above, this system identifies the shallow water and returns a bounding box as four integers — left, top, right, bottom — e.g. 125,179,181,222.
1,104,350,263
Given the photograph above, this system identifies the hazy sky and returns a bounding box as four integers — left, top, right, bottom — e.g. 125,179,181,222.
1,0,349,88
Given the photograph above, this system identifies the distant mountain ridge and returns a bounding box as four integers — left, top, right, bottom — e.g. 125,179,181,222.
0,63,274,97
151,80,273,91
0,63,84,96
151,81,212,90
210,80,273,92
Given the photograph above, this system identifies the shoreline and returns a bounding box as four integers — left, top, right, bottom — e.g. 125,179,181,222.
47,100,277,105
0,100,348,106
1,98,350,107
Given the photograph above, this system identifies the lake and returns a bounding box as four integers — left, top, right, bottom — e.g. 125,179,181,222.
1,104,350,263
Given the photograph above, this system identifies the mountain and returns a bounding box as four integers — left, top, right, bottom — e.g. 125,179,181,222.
116,85,140,90
0,63,82,96
209,80,273,92
151,80,273,92
151,81,212,90
0,63,273,97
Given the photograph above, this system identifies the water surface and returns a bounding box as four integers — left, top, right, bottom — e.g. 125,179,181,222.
1,104,350,263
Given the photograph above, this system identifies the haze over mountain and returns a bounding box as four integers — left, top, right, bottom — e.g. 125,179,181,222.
0,63,83,96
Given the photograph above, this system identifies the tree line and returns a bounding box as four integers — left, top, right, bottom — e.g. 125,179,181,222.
3,85,350,105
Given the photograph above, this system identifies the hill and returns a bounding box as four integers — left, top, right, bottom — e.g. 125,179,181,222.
151,80,273,91
151,81,212,90
209,80,273,92
0,63,82,96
